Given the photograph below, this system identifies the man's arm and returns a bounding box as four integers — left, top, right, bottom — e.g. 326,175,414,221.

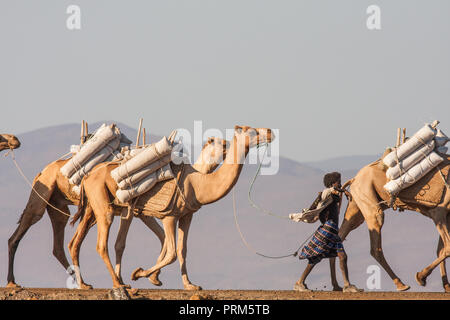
308,192,323,210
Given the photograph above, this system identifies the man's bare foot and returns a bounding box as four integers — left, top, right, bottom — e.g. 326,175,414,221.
343,284,363,293
293,282,312,292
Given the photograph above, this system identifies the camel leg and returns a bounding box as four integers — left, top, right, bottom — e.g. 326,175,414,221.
138,215,165,286
68,206,95,290
177,214,201,290
114,211,134,287
7,176,56,287
146,237,168,286
415,208,450,287
95,211,124,288
47,204,70,271
330,199,365,291
353,191,410,291
436,236,450,292
131,216,178,281
86,182,124,288
114,212,166,287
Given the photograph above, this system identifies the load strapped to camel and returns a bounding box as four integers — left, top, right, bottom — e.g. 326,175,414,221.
111,130,180,204
382,120,449,197
60,123,133,194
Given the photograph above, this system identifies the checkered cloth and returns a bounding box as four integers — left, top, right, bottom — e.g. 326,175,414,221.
299,220,344,265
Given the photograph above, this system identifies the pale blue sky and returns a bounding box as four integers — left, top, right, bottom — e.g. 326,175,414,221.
1,1,449,161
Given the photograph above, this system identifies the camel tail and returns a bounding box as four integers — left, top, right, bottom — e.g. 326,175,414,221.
71,183,87,226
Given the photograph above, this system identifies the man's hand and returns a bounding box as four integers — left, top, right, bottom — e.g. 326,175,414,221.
344,190,352,201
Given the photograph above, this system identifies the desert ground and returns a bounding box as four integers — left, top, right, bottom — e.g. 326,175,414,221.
0,287,448,300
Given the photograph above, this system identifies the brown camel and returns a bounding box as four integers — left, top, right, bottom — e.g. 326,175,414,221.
67,136,229,288
0,134,20,152
329,154,450,292
6,135,227,288
69,125,273,289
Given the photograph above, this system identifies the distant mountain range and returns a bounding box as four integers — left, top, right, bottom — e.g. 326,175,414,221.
0,122,444,292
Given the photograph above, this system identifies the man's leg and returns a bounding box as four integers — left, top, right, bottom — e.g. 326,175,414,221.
294,262,316,291
337,250,362,292
337,251,350,287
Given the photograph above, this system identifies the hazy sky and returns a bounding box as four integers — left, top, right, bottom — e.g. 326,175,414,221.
1,1,449,161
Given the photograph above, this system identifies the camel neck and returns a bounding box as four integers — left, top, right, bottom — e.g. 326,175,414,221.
194,135,248,205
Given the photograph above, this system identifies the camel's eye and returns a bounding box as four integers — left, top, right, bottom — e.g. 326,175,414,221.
248,130,257,138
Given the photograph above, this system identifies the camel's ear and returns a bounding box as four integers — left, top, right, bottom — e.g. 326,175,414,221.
168,130,177,145
235,125,243,134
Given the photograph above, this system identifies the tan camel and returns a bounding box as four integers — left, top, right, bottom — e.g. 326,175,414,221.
6,135,227,288
69,125,273,289
329,155,450,292
67,137,229,288
0,134,20,151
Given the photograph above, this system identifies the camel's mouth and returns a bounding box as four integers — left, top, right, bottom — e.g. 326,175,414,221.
8,140,21,149
257,129,274,146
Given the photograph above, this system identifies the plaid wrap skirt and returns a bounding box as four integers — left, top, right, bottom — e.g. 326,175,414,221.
299,220,344,265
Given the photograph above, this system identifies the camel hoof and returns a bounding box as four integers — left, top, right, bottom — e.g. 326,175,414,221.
6,282,21,289
108,287,131,300
148,274,162,287
131,267,144,281
332,286,343,292
444,284,450,293
397,284,410,292
184,284,202,291
415,272,426,287
79,283,93,290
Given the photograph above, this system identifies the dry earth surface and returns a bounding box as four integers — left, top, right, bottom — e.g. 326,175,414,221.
0,287,448,300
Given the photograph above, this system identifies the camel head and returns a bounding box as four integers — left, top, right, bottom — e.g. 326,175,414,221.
0,134,21,152
196,137,229,170
234,125,274,150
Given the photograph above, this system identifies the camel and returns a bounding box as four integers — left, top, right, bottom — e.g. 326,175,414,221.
67,136,229,288
69,125,274,289
6,134,227,289
0,134,20,152
329,154,450,292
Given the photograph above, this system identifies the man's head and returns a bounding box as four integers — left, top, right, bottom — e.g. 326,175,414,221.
323,172,341,188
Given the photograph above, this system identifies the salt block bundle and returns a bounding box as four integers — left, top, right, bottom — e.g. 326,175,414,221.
111,136,176,203
60,124,124,186
382,122,448,196
115,164,174,203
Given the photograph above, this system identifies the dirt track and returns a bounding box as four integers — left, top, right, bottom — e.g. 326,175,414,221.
0,287,448,300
